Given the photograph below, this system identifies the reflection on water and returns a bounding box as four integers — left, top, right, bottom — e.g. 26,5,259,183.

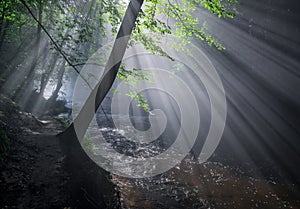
112,159,300,208
86,126,299,208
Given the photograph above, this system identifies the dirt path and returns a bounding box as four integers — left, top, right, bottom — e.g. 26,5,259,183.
0,119,72,209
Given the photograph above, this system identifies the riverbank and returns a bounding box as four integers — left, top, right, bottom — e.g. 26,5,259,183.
0,94,118,209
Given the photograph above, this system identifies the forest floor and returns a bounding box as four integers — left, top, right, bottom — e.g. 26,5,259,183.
0,94,118,209
0,105,72,208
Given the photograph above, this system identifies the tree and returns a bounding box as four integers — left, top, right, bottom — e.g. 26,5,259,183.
0,0,237,156
58,0,144,167
53,0,236,187
59,0,237,144
0,0,237,206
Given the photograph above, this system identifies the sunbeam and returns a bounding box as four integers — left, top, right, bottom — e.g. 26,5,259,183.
0,0,299,208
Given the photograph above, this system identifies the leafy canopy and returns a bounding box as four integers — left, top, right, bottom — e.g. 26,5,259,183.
0,0,238,111
106,0,238,111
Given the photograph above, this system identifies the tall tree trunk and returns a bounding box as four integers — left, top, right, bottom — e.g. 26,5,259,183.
60,0,143,139
59,0,143,154
32,59,66,116
39,53,59,96
57,0,144,206
38,45,51,94
0,41,48,97
0,20,9,51
13,0,43,106
29,52,57,115
0,2,7,51
48,59,66,103
6,39,34,67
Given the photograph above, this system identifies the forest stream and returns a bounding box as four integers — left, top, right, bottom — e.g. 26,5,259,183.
1,94,300,208
1,0,300,208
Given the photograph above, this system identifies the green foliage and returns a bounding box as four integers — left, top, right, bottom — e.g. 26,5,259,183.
56,117,70,127
0,0,238,68
115,0,237,111
172,62,185,73
190,0,238,18
0,0,32,45
131,0,238,52
126,89,151,112
117,64,154,84
100,0,125,34
0,130,12,159
116,64,153,112
0,0,238,115
83,135,94,154
110,89,120,94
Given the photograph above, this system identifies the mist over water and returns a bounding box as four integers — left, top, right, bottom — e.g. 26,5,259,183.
90,0,300,184
1,0,300,207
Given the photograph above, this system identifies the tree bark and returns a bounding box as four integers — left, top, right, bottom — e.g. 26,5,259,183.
0,20,9,51
39,53,59,95
13,0,43,105
56,1,144,207
0,2,8,51
48,59,66,103
58,0,144,146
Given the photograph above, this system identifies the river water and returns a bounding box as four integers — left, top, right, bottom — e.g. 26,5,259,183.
82,112,300,208
68,0,300,207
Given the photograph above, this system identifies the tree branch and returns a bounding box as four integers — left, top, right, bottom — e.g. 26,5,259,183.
20,0,92,89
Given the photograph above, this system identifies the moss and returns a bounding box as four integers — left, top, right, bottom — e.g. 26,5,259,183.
55,117,71,127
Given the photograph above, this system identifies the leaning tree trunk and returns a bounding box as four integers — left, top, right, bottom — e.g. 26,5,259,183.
31,53,59,115
38,28,71,100
57,0,144,207
48,59,66,103
58,0,144,154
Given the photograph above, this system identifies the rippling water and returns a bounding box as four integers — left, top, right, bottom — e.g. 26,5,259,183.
112,160,300,209
82,114,300,208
